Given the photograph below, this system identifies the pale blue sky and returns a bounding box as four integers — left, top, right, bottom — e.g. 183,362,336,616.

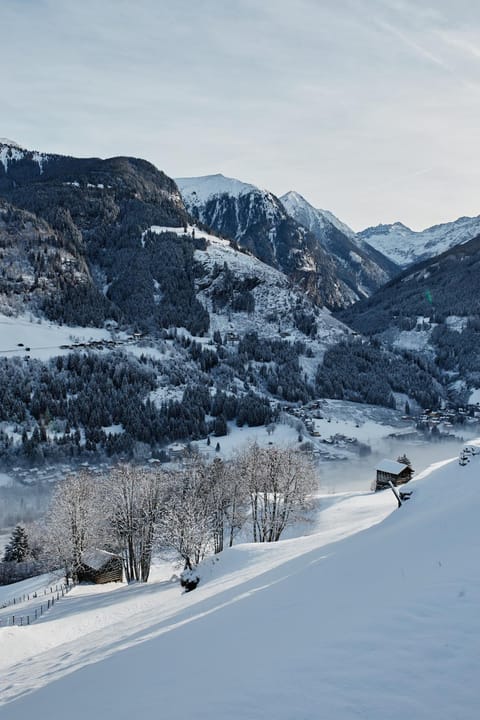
2,0,480,230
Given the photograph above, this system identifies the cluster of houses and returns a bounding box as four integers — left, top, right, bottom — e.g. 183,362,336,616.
418,405,480,429
58,332,146,352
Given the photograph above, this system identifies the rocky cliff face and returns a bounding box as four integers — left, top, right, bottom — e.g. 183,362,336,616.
281,191,399,299
176,174,354,308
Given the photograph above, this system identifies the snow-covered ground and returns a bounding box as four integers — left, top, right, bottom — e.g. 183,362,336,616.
0,313,113,361
1,442,479,719
469,388,480,405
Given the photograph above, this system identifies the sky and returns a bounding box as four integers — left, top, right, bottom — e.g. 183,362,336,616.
2,0,480,230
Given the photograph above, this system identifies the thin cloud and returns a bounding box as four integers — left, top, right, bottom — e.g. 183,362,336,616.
435,28,480,60
372,17,451,70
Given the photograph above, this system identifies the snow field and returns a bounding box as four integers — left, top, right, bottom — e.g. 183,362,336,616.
1,444,479,719
0,487,396,705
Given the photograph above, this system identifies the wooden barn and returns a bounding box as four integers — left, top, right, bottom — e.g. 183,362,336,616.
373,459,414,492
77,549,123,584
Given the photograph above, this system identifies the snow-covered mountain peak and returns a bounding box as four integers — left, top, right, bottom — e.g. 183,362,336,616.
281,189,308,207
281,191,355,239
281,190,329,231
175,173,259,207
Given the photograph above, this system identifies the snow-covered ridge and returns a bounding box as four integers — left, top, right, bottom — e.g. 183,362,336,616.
359,215,480,267
175,173,260,206
0,139,50,174
281,190,355,238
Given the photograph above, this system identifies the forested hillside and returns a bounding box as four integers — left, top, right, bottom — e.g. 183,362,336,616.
338,236,480,395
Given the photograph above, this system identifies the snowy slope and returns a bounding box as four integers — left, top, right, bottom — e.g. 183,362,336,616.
0,313,115,361
1,445,479,719
145,224,348,359
359,216,480,268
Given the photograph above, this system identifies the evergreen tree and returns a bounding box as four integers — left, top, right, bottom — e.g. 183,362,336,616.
3,525,30,562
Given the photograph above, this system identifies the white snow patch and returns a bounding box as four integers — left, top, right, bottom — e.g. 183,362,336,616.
469,388,480,405
101,424,124,435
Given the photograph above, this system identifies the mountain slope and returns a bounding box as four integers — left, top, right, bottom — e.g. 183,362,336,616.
339,235,480,394
176,174,354,308
359,215,480,268
281,190,399,298
340,234,480,331
2,450,479,719
0,200,94,317
0,139,195,327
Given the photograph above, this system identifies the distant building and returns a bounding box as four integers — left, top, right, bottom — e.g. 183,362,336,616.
372,459,413,492
169,442,188,458
77,549,123,584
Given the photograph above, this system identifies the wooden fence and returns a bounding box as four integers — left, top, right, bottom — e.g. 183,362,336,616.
0,580,77,627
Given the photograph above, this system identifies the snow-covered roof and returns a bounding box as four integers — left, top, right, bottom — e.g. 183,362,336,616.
81,549,120,571
376,459,408,475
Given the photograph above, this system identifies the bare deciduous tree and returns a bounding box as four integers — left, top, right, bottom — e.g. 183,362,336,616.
102,464,167,582
44,470,102,581
235,443,318,542
158,457,212,567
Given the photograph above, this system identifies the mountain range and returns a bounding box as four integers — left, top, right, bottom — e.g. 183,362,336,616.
358,216,480,267
0,137,479,467
177,173,355,308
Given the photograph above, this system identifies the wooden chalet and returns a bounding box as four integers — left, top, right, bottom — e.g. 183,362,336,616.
373,459,413,492
77,549,123,584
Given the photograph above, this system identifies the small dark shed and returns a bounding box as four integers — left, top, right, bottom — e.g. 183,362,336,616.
373,459,414,492
78,549,123,584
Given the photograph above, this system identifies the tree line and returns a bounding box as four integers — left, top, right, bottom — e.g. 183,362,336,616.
1,445,317,586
